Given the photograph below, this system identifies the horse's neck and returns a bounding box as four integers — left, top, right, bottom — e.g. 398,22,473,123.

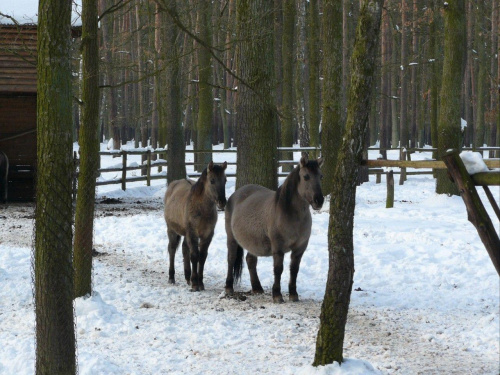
277,178,308,215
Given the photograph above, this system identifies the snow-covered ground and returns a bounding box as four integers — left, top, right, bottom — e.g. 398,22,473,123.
0,143,498,374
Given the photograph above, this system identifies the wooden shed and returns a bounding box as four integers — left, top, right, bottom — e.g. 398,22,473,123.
0,24,37,201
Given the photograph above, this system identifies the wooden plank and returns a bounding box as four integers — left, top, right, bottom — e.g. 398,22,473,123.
363,159,500,169
442,150,500,276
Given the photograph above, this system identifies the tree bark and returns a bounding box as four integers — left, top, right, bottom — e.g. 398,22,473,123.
320,0,343,196
35,0,76,372
306,0,320,153
196,0,214,169
435,0,466,195
74,0,100,299
313,0,383,366
399,0,409,149
281,0,296,171
164,0,186,183
235,0,278,190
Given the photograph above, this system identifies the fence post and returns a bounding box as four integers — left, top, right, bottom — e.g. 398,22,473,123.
386,170,394,208
146,150,151,186
121,152,127,191
399,149,406,185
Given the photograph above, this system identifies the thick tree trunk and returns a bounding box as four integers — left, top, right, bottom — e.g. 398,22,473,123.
236,0,277,190
74,0,100,299
35,0,76,372
313,0,382,365
320,0,343,195
435,0,466,195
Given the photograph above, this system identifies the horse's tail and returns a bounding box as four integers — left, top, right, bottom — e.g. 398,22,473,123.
233,245,244,284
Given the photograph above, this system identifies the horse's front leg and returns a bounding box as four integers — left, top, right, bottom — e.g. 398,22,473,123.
289,248,306,302
271,249,285,303
186,229,201,292
197,231,214,291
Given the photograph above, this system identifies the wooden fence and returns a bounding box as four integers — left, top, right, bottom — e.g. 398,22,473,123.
75,146,500,191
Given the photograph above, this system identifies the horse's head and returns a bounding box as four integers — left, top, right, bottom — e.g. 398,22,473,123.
206,161,228,210
297,153,324,210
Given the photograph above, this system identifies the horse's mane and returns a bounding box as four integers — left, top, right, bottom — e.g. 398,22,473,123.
191,168,207,196
275,159,321,208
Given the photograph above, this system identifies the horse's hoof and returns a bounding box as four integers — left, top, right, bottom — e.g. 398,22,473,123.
185,279,191,285
199,284,205,291
190,285,200,292
273,295,284,303
225,287,234,295
252,288,264,295
168,278,175,284
289,294,299,302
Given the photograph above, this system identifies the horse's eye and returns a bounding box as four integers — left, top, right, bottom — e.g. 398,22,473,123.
304,174,310,181
210,179,215,184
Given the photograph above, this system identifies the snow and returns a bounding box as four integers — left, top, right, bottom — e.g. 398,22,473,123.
0,143,499,374
460,151,490,175
0,0,82,26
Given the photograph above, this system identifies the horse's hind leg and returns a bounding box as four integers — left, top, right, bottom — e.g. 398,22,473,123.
167,230,181,284
225,236,239,295
197,232,213,291
246,253,264,295
289,249,305,302
181,239,191,285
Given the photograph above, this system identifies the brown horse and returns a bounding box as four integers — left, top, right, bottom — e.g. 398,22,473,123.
225,153,324,303
164,161,227,291
0,151,8,203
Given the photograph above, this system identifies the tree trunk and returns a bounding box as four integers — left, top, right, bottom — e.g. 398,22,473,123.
236,0,278,190
74,0,100,299
164,0,186,183
306,0,320,153
399,0,409,149
435,0,466,195
320,0,343,196
313,0,383,365
35,0,76,372
196,0,214,169
281,0,296,171
473,0,486,149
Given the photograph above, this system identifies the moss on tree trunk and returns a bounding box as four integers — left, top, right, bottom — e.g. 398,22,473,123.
313,0,383,366
35,0,76,372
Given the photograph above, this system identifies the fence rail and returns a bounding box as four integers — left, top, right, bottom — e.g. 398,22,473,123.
75,146,500,191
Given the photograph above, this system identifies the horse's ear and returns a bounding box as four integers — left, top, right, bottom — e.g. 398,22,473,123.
317,156,324,168
300,152,308,168
222,161,227,170
208,160,214,171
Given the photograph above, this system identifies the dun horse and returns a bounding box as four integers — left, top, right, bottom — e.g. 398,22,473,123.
164,161,227,291
0,151,8,203
225,153,324,303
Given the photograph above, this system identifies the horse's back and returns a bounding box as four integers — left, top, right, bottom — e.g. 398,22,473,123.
226,184,276,256
164,179,195,235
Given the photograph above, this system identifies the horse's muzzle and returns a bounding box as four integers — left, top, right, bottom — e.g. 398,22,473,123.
312,195,324,210
217,199,227,211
